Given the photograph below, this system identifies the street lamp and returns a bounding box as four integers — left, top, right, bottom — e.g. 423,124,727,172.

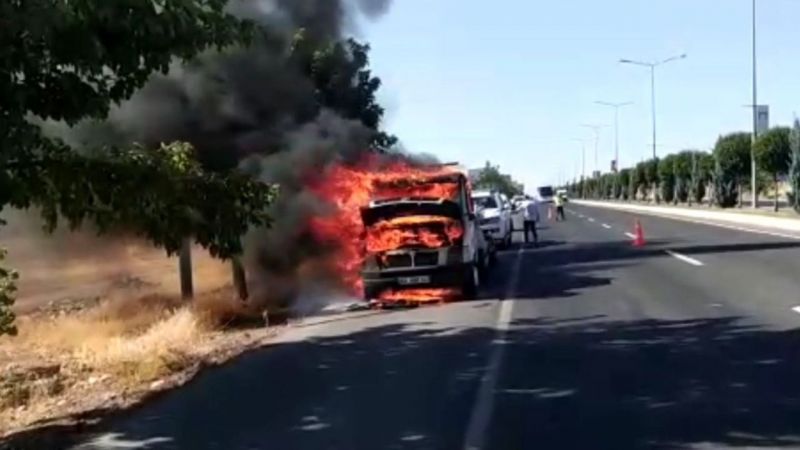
750,0,758,208
580,124,608,176
570,138,588,198
595,101,633,171
620,53,687,159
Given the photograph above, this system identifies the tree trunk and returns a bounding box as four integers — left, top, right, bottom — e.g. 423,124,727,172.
231,256,248,301
179,237,194,300
737,182,743,208
774,173,780,212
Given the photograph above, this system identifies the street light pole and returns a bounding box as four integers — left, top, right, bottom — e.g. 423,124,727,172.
751,0,758,208
620,53,686,160
595,101,633,170
650,66,657,159
571,138,588,198
581,124,607,175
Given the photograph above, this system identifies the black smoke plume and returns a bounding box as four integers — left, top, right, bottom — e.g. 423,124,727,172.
51,0,406,311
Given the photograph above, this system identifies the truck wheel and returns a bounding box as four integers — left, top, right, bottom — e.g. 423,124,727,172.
462,264,479,300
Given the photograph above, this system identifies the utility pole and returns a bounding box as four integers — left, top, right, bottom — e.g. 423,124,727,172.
581,124,607,176
620,53,687,159
571,138,588,198
751,0,759,208
595,101,633,171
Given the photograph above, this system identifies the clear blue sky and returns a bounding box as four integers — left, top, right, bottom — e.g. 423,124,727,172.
360,0,800,193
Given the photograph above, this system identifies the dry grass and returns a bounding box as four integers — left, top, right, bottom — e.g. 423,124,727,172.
0,287,265,434
6,290,242,383
0,209,271,435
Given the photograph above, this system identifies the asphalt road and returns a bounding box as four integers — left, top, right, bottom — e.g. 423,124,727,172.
66,203,800,450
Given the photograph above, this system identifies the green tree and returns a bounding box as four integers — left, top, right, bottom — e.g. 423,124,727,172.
643,158,660,202
291,33,398,149
754,127,791,211
474,162,523,198
673,151,694,203
657,155,676,204
611,172,623,199
713,132,752,207
0,1,270,334
689,151,714,205
0,248,18,336
631,162,646,201
619,169,631,200
790,120,800,213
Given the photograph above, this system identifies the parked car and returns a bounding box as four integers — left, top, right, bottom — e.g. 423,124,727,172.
472,190,513,248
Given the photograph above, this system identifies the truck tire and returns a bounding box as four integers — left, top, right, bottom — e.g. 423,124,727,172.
462,264,479,300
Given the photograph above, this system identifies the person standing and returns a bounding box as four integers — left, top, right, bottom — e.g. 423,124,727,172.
554,193,566,221
523,198,540,246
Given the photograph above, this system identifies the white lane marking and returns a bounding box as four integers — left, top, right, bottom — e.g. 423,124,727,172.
463,248,521,450
587,217,596,223
665,250,704,266
601,224,612,229
792,306,800,315
625,232,636,239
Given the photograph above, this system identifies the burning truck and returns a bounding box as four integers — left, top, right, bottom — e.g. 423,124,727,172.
309,158,495,305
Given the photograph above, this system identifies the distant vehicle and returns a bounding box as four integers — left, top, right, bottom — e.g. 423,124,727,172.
360,171,494,302
472,190,513,248
510,194,527,210
537,186,555,203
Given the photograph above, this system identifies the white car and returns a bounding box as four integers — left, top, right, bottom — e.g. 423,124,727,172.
472,190,513,248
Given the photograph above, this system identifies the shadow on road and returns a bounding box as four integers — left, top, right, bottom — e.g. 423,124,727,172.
6,238,800,450
490,316,800,449
17,315,799,450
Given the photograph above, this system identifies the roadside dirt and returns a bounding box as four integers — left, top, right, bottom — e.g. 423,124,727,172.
2,208,231,316
0,208,262,441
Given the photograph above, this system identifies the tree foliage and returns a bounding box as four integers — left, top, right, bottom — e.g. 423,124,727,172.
0,248,17,336
754,127,791,211
1,0,252,129
619,169,631,200
473,162,524,198
0,1,269,332
657,155,676,203
690,151,713,204
673,151,694,203
713,132,752,206
291,32,398,149
714,154,739,208
790,120,800,213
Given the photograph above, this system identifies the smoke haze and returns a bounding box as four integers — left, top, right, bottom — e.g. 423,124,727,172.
42,0,407,312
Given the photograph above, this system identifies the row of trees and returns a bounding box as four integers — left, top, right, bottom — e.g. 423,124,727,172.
473,162,525,198
564,121,800,213
0,2,396,335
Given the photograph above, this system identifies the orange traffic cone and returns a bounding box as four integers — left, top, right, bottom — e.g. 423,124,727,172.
632,219,646,247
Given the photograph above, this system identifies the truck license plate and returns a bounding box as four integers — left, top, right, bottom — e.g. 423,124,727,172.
398,276,431,286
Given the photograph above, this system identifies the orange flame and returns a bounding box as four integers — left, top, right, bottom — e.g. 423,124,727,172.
366,215,463,254
308,156,463,296
378,288,461,303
